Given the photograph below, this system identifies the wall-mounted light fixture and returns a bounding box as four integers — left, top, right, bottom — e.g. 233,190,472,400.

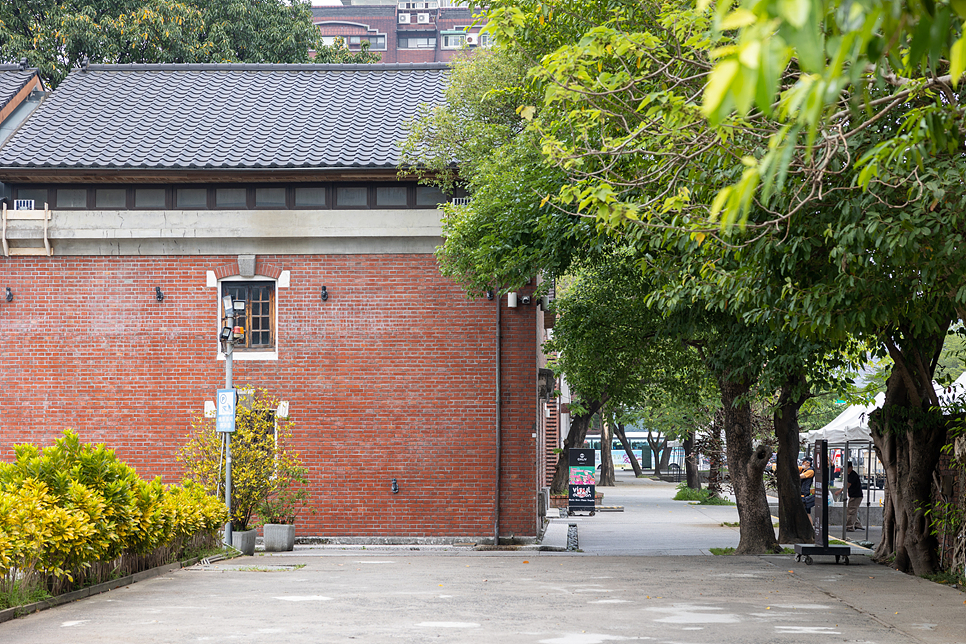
486,289,494,301
320,285,329,301
155,286,164,302
507,292,518,308
391,478,399,494
5,287,12,302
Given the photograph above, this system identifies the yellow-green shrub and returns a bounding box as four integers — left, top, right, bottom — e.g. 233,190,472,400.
180,388,305,530
0,431,229,603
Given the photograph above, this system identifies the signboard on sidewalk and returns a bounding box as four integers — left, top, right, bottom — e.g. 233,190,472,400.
568,448,596,513
216,388,236,433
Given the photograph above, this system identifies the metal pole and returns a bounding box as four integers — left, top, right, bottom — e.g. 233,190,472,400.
224,306,234,547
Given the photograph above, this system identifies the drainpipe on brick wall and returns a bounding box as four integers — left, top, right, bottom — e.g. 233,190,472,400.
494,293,502,546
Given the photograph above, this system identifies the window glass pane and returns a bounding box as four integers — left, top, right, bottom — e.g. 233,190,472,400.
17,188,49,207
135,188,165,208
95,189,126,208
294,187,326,207
177,188,207,208
56,189,87,208
216,188,247,208
255,187,286,208
221,281,274,350
415,185,447,206
249,284,273,347
376,186,407,207
337,187,368,207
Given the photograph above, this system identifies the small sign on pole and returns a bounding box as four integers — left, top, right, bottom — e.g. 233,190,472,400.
216,388,236,433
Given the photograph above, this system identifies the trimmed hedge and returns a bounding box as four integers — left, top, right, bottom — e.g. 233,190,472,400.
0,431,228,605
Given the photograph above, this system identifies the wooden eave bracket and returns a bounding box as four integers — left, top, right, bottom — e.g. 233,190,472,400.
1,201,52,256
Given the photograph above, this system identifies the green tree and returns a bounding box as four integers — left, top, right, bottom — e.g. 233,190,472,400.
480,0,964,574
0,0,376,89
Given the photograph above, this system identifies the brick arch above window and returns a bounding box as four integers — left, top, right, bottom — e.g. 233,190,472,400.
206,260,287,287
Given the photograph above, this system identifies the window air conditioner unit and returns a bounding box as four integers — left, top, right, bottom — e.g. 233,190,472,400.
398,12,411,24
417,13,430,24
465,34,478,45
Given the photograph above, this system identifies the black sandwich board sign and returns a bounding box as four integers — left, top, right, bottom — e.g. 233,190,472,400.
568,448,596,514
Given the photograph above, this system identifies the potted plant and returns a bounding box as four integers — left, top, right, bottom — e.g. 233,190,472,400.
179,387,306,556
257,464,309,552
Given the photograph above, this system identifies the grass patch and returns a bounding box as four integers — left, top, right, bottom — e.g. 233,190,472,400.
721,521,739,527
0,581,51,610
922,570,965,591
673,483,736,505
709,547,735,555
710,546,796,556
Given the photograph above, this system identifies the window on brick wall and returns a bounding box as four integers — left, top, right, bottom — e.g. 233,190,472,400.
221,281,275,351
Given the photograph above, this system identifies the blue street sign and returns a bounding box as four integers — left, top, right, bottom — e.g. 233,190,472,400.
216,388,236,433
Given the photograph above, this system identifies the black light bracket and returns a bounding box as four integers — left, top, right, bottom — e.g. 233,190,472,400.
321,285,329,301
155,286,164,302
5,287,12,302
391,478,399,494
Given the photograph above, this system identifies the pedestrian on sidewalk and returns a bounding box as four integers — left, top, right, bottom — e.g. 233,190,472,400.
846,461,864,531
800,457,815,520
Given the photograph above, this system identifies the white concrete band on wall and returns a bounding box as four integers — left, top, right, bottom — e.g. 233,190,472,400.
2,208,444,255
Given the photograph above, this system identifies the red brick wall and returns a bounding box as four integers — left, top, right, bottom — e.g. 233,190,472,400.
0,255,537,538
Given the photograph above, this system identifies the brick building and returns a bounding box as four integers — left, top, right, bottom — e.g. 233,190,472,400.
0,62,542,542
313,1,488,64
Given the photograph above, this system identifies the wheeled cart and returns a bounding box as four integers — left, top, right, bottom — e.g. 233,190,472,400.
794,543,851,565
794,440,853,566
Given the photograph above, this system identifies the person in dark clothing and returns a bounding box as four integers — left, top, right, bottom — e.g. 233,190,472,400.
799,457,815,517
846,461,864,531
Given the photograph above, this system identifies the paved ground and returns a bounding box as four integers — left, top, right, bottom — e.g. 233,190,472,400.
3,473,963,643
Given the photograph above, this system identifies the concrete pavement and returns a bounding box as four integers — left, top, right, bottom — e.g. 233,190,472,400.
2,473,963,643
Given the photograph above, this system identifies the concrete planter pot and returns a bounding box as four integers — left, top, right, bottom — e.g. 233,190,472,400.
263,524,296,552
231,529,257,556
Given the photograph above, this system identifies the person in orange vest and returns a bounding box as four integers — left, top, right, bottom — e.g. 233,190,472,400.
799,457,815,519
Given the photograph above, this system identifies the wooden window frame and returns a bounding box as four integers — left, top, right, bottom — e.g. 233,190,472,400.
221,280,276,351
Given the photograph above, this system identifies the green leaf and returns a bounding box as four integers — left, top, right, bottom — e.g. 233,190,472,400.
950,31,966,87
702,58,739,121
778,0,810,29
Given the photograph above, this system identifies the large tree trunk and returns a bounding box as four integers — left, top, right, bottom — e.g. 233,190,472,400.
647,430,667,476
869,329,948,576
774,373,813,544
697,416,725,497
549,398,606,495
598,415,616,486
684,431,701,489
614,422,644,477
659,442,673,473
720,375,780,554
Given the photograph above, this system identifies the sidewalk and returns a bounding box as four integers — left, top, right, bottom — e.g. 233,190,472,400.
541,474,742,554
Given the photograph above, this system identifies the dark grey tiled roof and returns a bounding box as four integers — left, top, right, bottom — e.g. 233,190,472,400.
0,63,447,170
0,67,40,112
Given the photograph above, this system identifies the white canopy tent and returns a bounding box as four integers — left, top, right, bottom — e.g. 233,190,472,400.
805,370,966,446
